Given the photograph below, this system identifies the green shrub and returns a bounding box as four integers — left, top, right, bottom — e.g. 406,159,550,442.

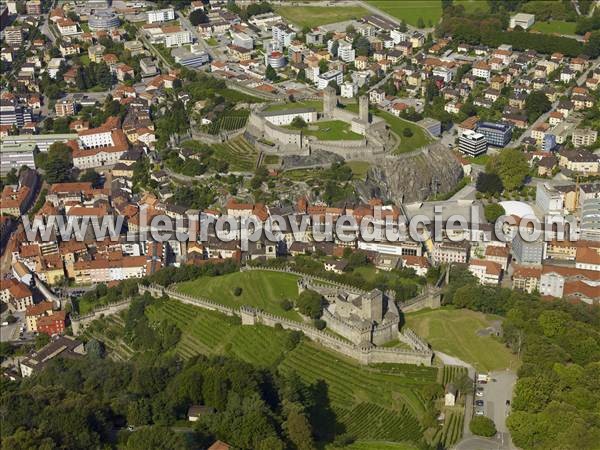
470,416,496,437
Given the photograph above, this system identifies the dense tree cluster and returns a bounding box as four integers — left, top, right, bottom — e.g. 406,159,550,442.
35,142,74,183
485,148,530,191
443,265,600,449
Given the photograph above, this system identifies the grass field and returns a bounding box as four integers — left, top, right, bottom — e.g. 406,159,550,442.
376,110,433,154
294,120,364,141
275,5,369,28
405,308,519,372
143,297,440,443
531,20,577,35
346,161,371,180
212,136,259,172
366,0,488,27
175,270,302,320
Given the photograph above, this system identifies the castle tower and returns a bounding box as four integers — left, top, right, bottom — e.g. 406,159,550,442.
323,85,337,119
359,95,369,123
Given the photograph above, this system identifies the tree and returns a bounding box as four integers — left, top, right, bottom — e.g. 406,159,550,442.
525,90,551,123
476,172,503,194
79,169,101,187
290,116,307,129
352,36,370,56
470,416,497,437
44,142,73,183
189,9,209,25
285,409,315,450
486,148,529,191
318,58,329,74
265,64,278,81
398,20,408,32
484,203,505,222
296,290,323,319
417,17,425,28
345,24,356,35
403,127,414,137
296,67,306,82
85,339,105,359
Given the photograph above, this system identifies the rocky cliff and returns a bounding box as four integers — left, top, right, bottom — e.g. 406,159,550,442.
355,143,463,203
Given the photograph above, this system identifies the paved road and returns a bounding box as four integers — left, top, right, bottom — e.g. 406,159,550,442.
177,10,217,61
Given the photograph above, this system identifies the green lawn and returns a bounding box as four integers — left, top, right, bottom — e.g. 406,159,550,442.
175,270,302,320
275,5,369,28
404,308,519,372
375,110,434,154
467,153,490,166
145,297,437,444
265,99,323,112
366,0,487,27
346,161,371,180
294,120,364,141
531,20,577,35
79,55,90,66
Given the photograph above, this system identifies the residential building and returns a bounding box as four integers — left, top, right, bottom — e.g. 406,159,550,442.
572,128,598,147
272,23,296,49
512,265,541,293
317,70,343,90
337,40,355,63
469,259,502,285
5,26,23,46
55,99,75,117
232,32,253,50
20,336,85,377
432,240,469,264
147,8,175,24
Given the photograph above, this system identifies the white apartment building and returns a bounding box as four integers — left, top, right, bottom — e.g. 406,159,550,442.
337,40,356,63
147,8,175,23
468,259,502,285
165,29,193,48
341,81,358,98
317,70,343,90
473,62,491,81
390,29,409,44
510,13,535,30
272,23,296,49
232,31,253,50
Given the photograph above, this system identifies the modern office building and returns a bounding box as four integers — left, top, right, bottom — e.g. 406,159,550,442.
0,142,36,175
0,99,32,128
477,122,513,147
512,233,545,266
580,197,600,242
171,46,210,68
459,130,487,156
89,9,121,31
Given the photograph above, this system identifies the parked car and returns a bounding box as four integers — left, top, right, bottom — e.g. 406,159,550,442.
506,400,511,406
475,400,484,407
475,409,485,416
476,390,484,397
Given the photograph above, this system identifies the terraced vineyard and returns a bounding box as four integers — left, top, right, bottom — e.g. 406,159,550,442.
81,313,134,361
142,297,439,444
441,365,468,385
278,342,434,416
207,111,250,135
338,403,422,442
146,300,289,367
430,409,464,449
212,136,259,172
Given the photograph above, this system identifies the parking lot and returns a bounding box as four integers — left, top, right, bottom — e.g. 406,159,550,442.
471,370,518,449
0,311,31,343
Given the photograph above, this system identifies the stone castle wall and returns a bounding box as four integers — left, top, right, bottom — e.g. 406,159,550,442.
71,299,133,335
139,283,433,367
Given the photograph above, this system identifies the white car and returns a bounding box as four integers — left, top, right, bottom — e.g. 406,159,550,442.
476,390,484,397
475,409,485,416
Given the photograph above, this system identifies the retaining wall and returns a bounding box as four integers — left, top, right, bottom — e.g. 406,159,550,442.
71,299,133,335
